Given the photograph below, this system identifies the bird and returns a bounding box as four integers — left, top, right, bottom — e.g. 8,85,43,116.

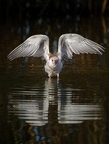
7,33,105,79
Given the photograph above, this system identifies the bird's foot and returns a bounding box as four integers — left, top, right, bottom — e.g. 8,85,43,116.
48,75,51,79
57,74,60,80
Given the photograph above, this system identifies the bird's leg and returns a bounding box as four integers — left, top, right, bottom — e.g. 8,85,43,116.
57,73,59,80
48,74,51,79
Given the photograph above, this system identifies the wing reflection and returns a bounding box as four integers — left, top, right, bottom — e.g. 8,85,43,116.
57,83,102,124
8,79,103,126
58,104,101,124
9,86,49,126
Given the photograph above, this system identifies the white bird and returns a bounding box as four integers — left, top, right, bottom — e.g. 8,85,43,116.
7,34,104,79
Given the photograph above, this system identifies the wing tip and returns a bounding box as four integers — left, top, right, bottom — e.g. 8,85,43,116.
7,56,13,61
7,53,15,61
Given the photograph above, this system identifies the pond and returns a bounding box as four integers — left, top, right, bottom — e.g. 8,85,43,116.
0,16,109,144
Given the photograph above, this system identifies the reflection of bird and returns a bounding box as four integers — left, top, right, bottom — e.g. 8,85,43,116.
8,34,104,79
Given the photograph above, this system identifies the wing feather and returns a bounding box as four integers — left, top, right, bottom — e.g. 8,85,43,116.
7,35,49,61
58,34,105,60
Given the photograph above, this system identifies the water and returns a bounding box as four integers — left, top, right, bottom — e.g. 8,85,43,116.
0,16,109,144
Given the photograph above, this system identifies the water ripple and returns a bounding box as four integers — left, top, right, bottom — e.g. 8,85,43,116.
8,79,103,126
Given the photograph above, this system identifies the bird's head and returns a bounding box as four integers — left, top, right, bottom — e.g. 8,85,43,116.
48,53,59,66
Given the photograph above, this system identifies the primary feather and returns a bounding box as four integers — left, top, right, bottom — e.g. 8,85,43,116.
58,34,104,60
7,35,49,61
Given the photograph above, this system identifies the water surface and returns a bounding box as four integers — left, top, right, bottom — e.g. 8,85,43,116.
0,16,109,144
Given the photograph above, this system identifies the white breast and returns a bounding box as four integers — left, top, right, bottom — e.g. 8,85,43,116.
45,60,63,77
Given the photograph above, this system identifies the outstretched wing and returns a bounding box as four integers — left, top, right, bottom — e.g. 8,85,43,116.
7,35,49,61
58,34,105,60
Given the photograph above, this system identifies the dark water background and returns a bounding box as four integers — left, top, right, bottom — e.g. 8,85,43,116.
0,16,109,144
